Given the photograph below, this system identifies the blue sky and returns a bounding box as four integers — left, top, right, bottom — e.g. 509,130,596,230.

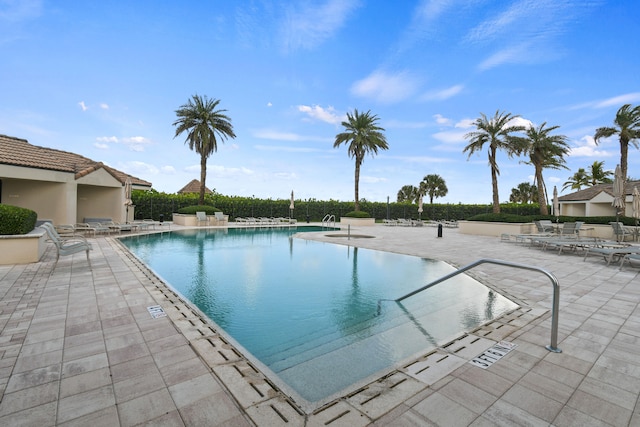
1,0,639,204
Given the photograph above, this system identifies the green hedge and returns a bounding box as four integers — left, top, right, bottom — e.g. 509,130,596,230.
0,204,37,235
344,211,371,218
132,190,543,222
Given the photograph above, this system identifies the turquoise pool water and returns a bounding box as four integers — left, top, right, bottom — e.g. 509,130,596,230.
120,227,518,404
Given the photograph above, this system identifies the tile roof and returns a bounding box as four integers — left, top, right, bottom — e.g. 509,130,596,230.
177,179,212,194
0,134,152,187
559,180,640,201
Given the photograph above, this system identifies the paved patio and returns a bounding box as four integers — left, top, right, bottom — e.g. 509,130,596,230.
0,224,638,426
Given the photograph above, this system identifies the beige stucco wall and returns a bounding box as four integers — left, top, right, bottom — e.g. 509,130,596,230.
1,164,130,224
0,229,47,265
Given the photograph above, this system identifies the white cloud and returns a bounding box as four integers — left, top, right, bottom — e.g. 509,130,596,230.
434,114,452,126
280,0,361,52
297,105,343,124
267,102,273,107
594,92,640,108
253,129,331,143
477,41,534,71
454,118,475,129
78,101,88,111
421,84,464,101
96,136,118,143
508,117,533,129
160,166,176,174
568,135,613,157
351,70,420,104
432,130,467,144
121,161,159,175
100,103,109,109
94,143,109,149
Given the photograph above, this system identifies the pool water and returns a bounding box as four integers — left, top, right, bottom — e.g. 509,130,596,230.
120,227,518,404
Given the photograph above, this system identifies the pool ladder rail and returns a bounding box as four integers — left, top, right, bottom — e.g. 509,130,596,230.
377,258,561,353
322,214,336,228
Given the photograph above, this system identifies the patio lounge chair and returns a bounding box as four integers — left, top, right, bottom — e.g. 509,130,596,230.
196,211,209,226
583,244,640,266
214,211,227,225
620,253,640,270
537,220,556,233
40,222,92,268
610,222,634,242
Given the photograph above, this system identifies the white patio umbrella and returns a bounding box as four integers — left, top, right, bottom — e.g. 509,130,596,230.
633,186,640,224
632,187,640,238
552,186,559,222
418,195,423,220
124,177,133,223
611,164,626,240
289,190,295,219
612,164,625,217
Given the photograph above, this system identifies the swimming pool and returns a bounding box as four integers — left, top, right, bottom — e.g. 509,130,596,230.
120,227,518,405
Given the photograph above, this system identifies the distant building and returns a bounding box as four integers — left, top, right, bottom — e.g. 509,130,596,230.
559,181,640,217
0,134,152,224
177,179,212,195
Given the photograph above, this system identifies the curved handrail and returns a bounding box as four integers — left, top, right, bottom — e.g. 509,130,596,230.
378,258,561,353
322,214,336,228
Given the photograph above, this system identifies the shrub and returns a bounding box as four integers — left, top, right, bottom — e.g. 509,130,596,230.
0,204,38,235
176,205,221,215
467,213,534,223
343,210,371,218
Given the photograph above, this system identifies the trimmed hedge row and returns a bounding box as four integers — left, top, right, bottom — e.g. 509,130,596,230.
468,213,639,226
0,204,37,235
131,190,543,222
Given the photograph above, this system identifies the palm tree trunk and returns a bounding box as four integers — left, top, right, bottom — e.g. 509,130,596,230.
536,167,548,215
354,158,361,211
620,139,629,182
489,149,500,214
199,153,207,205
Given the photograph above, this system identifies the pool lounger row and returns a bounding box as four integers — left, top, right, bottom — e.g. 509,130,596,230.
583,245,640,266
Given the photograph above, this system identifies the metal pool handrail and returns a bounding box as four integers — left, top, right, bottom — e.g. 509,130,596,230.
379,258,561,353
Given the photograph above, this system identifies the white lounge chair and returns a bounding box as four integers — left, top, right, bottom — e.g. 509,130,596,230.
196,211,209,226
40,222,92,268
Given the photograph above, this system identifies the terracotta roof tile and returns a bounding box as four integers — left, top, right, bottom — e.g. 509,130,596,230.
559,180,640,201
0,134,152,187
177,179,212,194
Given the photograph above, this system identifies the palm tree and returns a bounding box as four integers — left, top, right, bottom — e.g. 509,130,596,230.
397,185,419,203
519,122,570,215
173,95,236,205
509,182,538,204
594,104,640,185
334,109,388,211
463,111,526,213
586,160,613,186
562,168,590,191
419,174,448,204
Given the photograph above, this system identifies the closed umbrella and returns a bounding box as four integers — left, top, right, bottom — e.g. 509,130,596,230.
632,186,640,240
552,186,559,223
611,164,625,240
124,177,133,223
418,195,423,220
289,190,295,219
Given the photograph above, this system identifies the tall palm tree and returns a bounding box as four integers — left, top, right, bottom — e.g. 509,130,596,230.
334,109,388,211
519,122,570,215
594,103,640,184
173,95,236,205
397,185,419,203
562,168,590,191
586,160,613,186
419,174,448,204
463,110,526,213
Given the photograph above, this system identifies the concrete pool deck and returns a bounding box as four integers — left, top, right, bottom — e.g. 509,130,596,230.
0,223,638,426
